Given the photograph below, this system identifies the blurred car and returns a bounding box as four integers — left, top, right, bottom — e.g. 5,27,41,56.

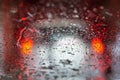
1,0,120,80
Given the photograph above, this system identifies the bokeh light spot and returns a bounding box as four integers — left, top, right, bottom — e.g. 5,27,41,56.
21,38,33,55
92,38,104,54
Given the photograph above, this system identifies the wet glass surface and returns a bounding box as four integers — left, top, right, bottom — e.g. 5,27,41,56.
1,0,120,80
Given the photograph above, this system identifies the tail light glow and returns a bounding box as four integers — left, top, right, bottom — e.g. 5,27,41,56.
92,38,104,54
20,38,33,55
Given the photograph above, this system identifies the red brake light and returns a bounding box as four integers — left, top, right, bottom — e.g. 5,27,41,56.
20,38,33,55
92,38,104,54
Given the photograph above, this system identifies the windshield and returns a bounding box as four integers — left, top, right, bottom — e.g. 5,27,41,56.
1,0,120,80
